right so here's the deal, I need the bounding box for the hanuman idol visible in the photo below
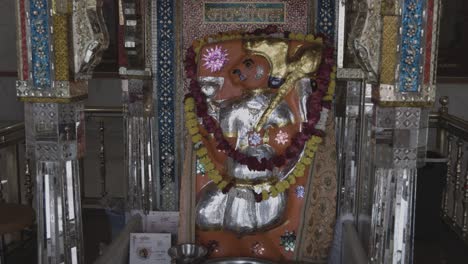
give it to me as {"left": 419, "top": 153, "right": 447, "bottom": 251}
{"left": 185, "top": 31, "right": 333, "bottom": 235}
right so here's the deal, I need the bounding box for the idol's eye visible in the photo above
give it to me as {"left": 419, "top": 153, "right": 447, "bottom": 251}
{"left": 242, "top": 58, "right": 254, "bottom": 68}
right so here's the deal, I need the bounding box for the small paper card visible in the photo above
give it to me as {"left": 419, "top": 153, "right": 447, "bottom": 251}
{"left": 145, "top": 211, "right": 179, "bottom": 235}
{"left": 129, "top": 233, "right": 171, "bottom": 264}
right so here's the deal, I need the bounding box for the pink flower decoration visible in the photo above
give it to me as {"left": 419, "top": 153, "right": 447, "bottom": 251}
{"left": 251, "top": 242, "right": 265, "bottom": 256}
{"left": 202, "top": 45, "right": 229, "bottom": 72}
{"left": 275, "top": 130, "right": 289, "bottom": 145}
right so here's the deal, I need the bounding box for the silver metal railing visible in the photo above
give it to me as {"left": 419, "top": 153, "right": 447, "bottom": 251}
{"left": 430, "top": 96, "right": 468, "bottom": 244}
{"left": 0, "top": 106, "right": 123, "bottom": 207}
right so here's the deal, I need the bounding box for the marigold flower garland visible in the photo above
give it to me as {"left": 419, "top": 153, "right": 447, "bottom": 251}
{"left": 185, "top": 96, "right": 323, "bottom": 202}
{"left": 184, "top": 27, "right": 336, "bottom": 201}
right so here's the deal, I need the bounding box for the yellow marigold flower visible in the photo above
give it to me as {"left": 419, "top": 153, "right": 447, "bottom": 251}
{"left": 270, "top": 187, "right": 278, "bottom": 198}
{"left": 323, "top": 95, "right": 333, "bottom": 101}
{"left": 293, "top": 168, "right": 302, "bottom": 178}
{"left": 208, "top": 173, "right": 222, "bottom": 183}
{"left": 211, "top": 175, "right": 222, "bottom": 184}
{"left": 328, "top": 81, "right": 336, "bottom": 93}
{"left": 305, "top": 34, "right": 315, "bottom": 42}
{"left": 311, "top": 136, "right": 321, "bottom": 143}
{"left": 288, "top": 176, "right": 296, "bottom": 185}
{"left": 296, "top": 163, "right": 305, "bottom": 171}
{"left": 207, "top": 170, "right": 219, "bottom": 178}
{"left": 262, "top": 190, "right": 269, "bottom": 201}
{"left": 296, "top": 33, "right": 305, "bottom": 41}
{"left": 303, "top": 157, "right": 312, "bottom": 165}
{"left": 186, "top": 119, "right": 198, "bottom": 128}
{"left": 204, "top": 161, "right": 214, "bottom": 171}
{"left": 191, "top": 134, "right": 202, "bottom": 143}
{"left": 289, "top": 32, "right": 297, "bottom": 39}
{"left": 185, "top": 112, "right": 197, "bottom": 121}
{"left": 189, "top": 126, "right": 199, "bottom": 135}
{"left": 305, "top": 149, "right": 315, "bottom": 158}
{"left": 200, "top": 156, "right": 210, "bottom": 165}
{"left": 276, "top": 182, "right": 285, "bottom": 193}
{"left": 196, "top": 147, "right": 208, "bottom": 157}
{"left": 295, "top": 166, "right": 305, "bottom": 177}
{"left": 185, "top": 97, "right": 195, "bottom": 105}
{"left": 283, "top": 180, "right": 290, "bottom": 189}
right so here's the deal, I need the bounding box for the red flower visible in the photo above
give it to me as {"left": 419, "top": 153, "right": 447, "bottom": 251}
{"left": 272, "top": 155, "right": 286, "bottom": 167}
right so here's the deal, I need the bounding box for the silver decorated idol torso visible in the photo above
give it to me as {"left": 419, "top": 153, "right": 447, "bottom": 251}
{"left": 196, "top": 77, "right": 312, "bottom": 234}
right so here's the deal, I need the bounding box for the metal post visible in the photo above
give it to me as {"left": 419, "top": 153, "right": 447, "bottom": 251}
{"left": 24, "top": 159, "right": 32, "bottom": 207}
{"left": 443, "top": 135, "right": 453, "bottom": 218}
{"left": 437, "top": 96, "right": 449, "bottom": 155}
{"left": 462, "top": 158, "right": 468, "bottom": 237}
{"left": 99, "top": 121, "right": 107, "bottom": 198}
{"left": 453, "top": 139, "right": 464, "bottom": 226}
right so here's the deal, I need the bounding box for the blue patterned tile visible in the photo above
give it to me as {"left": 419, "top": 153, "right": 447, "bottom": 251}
{"left": 316, "top": 0, "right": 335, "bottom": 39}
{"left": 30, "top": 0, "right": 51, "bottom": 89}
{"left": 399, "top": 0, "right": 425, "bottom": 92}
{"left": 155, "top": 0, "right": 176, "bottom": 210}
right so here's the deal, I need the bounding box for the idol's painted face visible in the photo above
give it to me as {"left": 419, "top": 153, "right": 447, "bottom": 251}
{"left": 229, "top": 54, "right": 270, "bottom": 89}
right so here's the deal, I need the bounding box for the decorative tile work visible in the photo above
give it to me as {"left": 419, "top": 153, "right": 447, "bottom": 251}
{"left": 196, "top": 158, "right": 206, "bottom": 177}
{"left": 53, "top": 14, "right": 69, "bottom": 81}
{"left": 295, "top": 185, "right": 305, "bottom": 198}
{"left": 393, "top": 107, "right": 421, "bottom": 168}
{"left": 423, "top": 0, "right": 434, "bottom": 85}
{"left": 428, "top": 0, "right": 440, "bottom": 89}
{"left": 30, "top": 0, "right": 52, "bottom": 88}
{"left": 16, "top": 80, "right": 88, "bottom": 101}
{"left": 398, "top": 0, "right": 426, "bottom": 92}
{"left": 71, "top": 0, "right": 109, "bottom": 79}
{"left": 354, "top": 0, "right": 382, "bottom": 82}
{"left": 280, "top": 230, "right": 296, "bottom": 252}
{"left": 17, "top": 0, "right": 29, "bottom": 80}
{"left": 316, "top": 0, "right": 335, "bottom": 38}
{"left": 203, "top": 2, "right": 286, "bottom": 23}
{"left": 336, "top": 68, "right": 365, "bottom": 80}
{"left": 156, "top": 0, "right": 177, "bottom": 210}
{"left": 182, "top": 0, "right": 310, "bottom": 50}
{"left": 380, "top": 16, "right": 399, "bottom": 85}
{"left": 298, "top": 109, "right": 337, "bottom": 261}
{"left": 32, "top": 103, "right": 58, "bottom": 141}
{"left": 395, "top": 107, "right": 420, "bottom": 130}
{"left": 251, "top": 241, "right": 265, "bottom": 256}
{"left": 381, "top": 0, "right": 398, "bottom": 15}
